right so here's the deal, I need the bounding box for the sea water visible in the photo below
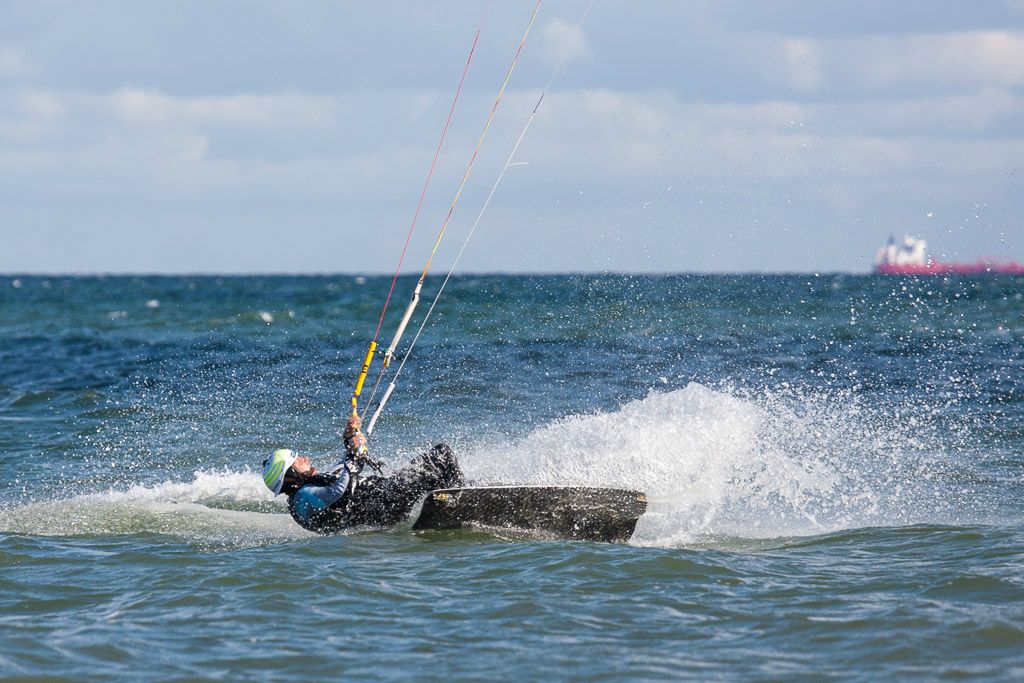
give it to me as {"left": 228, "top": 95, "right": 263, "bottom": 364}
{"left": 1, "top": 274, "right": 1022, "bottom": 680}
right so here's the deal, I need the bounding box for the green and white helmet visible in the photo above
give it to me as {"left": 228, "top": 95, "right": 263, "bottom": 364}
{"left": 262, "top": 448, "right": 297, "bottom": 495}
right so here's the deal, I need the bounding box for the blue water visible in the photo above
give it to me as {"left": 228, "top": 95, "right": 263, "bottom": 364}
{"left": 2, "top": 274, "right": 1023, "bottom": 679}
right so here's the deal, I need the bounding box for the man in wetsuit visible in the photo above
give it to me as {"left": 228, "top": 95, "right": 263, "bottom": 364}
{"left": 261, "top": 415, "right": 463, "bottom": 534}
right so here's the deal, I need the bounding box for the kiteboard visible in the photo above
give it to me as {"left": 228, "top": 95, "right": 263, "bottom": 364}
{"left": 412, "top": 485, "right": 647, "bottom": 543}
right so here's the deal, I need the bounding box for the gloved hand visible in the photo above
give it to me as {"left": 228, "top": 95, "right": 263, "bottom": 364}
{"left": 344, "top": 414, "right": 368, "bottom": 457}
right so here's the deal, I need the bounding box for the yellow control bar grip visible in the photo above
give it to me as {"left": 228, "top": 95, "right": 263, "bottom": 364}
{"left": 351, "top": 341, "right": 377, "bottom": 414}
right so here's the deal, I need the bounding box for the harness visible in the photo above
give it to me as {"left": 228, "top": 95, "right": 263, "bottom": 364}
{"left": 286, "top": 454, "right": 387, "bottom": 534}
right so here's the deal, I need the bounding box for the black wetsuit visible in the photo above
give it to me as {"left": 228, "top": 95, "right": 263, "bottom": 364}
{"left": 287, "top": 444, "right": 463, "bottom": 534}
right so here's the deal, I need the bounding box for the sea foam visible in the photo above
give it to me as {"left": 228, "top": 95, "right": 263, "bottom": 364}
{"left": 0, "top": 469, "right": 310, "bottom": 548}
{"left": 464, "top": 382, "right": 974, "bottom": 545}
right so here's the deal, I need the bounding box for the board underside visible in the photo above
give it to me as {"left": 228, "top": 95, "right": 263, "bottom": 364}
{"left": 412, "top": 486, "right": 648, "bottom": 543}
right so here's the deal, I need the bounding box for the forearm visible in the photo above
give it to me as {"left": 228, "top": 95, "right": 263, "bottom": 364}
{"left": 305, "top": 470, "right": 351, "bottom": 508}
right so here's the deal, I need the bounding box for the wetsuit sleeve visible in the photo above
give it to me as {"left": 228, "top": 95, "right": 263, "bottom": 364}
{"left": 289, "top": 470, "right": 351, "bottom": 523}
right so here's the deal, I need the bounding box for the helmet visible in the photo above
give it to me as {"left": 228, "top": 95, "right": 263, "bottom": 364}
{"left": 262, "top": 448, "right": 297, "bottom": 495}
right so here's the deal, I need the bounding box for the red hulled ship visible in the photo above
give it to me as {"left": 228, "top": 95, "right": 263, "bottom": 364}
{"left": 874, "top": 235, "right": 1024, "bottom": 275}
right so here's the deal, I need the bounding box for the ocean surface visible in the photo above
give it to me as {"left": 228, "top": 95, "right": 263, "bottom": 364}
{"left": 1, "top": 273, "right": 1022, "bottom": 680}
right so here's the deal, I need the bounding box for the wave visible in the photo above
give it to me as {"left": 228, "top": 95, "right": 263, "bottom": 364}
{"left": 0, "top": 470, "right": 313, "bottom": 548}
{"left": 463, "top": 382, "right": 983, "bottom": 546}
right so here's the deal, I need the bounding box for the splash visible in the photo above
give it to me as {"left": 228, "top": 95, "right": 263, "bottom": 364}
{"left": 464, "top": 382, "right": 979, "bottom": 546}
{"left": 0, "top": 469, "right": 312, "bottom": 548}
{"left": 2, "top": 384, "right": 985, "bottom": 549}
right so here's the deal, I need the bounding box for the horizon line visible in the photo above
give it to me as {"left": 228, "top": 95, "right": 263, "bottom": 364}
{"left": 2, "top": 269, "right": 874, "bottom": 278}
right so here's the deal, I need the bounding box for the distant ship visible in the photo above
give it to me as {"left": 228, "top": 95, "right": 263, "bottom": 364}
{"left": 874, "top": 235, "right": 1024, "bottom": 275}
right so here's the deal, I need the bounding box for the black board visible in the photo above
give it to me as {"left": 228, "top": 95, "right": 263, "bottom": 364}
{"left": 412, "top": 485, "right": 647, "bottom": 543}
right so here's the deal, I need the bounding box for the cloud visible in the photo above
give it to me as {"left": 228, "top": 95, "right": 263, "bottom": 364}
{"left": 541, "top": 19, "right": 593, "bottom": 66}
{"left": 2, "top": 79, "right": 1022, "bottom": 272}
{"left": 829, "top": 88, "right": 1024, "bottom": 134}
{"left": 4, "top": 83, "right": 1023, "bottom": 205}
{"left": 776, "top": 30, "right": 1024, "bottom": 94}
{"left": 0, "top": 86, "right": 506, "bottom": 205}
{"left": 855, "top": 30, "right": 1024, "bottom": 89}
{"left": 783, "top": 39, "right": 824, "bottom": 92}
{"left": 105, "top": 88, "right": 337, "bottom": 129}
{"left": 0, "top": 47, "right": 35, "bottom": 79}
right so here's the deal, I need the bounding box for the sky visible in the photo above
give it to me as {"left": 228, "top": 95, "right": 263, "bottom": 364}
{"left": 2, "top": 0, "right": 1023, "bottom": 273}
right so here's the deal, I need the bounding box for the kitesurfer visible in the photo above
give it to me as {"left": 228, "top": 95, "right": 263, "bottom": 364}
{"left": 261, "top": 415, "right": 463, "bottom": 534}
